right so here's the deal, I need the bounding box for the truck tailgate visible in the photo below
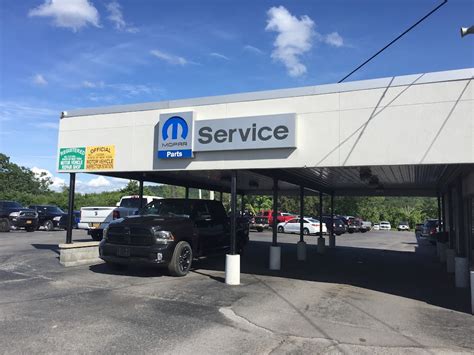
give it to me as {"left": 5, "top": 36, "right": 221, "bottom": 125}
{"left": 80, "top": 207, "right": 114, "bottom": 224}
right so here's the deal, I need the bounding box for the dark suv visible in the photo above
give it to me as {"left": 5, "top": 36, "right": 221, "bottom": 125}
{"left": 100, "top": 199, "right": 249, "bottom": 276}
{"left": 0, "top": 200, "right": 38, "bottom": 232}
{"left": 28, "top": 205, "right": 66, "bottom": 231}
{"left": 321, "top": 216, "right": 347, "bottom": 235}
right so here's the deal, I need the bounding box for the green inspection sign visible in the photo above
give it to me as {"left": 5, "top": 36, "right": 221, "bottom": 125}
{"left": 58, "top": 147, "right": 86, "bottom": 171}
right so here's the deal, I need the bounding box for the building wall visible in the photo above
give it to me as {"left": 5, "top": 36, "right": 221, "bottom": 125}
{"left": 58, "top": 70, "right": 473, "bottom": 173}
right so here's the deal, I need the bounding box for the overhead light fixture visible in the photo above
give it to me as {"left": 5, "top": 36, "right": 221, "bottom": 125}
{"left": 461, "top": 25, "right": 474, "bottom": 37}
{"left": 249, "top": 180, "right": 259, "bottom": 188}
{"left": 368, "top": 175, "right": 379, "bottom": 187}
{"left": 359, "top": 167, "right": 372, "bottom": 182}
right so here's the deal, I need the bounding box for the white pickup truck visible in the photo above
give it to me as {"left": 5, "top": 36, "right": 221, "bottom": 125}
{"left": 79, "top": 195, "right": 162, "bottom": 240}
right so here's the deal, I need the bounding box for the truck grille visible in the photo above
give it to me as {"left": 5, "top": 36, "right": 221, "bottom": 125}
{"left": 20, "top": 211, "right": 37, "bottom": 218}
{"left": 107, "top": 226, "right": 154, "bottom": 246}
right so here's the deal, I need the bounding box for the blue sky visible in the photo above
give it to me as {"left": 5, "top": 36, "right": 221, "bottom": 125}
{"left": 0, "top": 0, "right": 473, "bottom": 192}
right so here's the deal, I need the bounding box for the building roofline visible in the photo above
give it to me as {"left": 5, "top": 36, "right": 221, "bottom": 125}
{"left": 63, "top": 68, "right": 473, "bottom": 118}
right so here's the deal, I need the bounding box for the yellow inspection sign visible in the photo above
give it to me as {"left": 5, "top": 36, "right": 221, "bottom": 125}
{"left": 86, "top": 145, "right": 115, "bottom": 170}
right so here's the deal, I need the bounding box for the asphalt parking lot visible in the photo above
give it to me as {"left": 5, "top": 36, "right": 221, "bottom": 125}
{"left": 1, "top": 229, "right": 473, "bottom": 354}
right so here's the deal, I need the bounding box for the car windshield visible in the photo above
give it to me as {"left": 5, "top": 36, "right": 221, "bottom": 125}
{"left": 399, "top": 221, "right": 408, "bottom": 225}
{"left": 380, "top": 222, "right": 390, "bottom": 225}
{"left": 308, "top": 218, "right": 320, "bottom": 223}
{"left": 2, "top": 201, "right": 23, "bottom": 209}
{"left": 44, "top": 206, "right": 64, "bottom": 213}
{"left": 141, "top": 200, "right": 194, "bottom": 217}
{"left": 120, "top": 198, "right": 148, "bottom": 208}
{"left": 425, "top": 220, "right": 438, "bottom": 227}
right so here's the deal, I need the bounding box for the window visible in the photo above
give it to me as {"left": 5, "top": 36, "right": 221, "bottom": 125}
{"left": 120, "top": 198, "right": 148, "bottom": 209}
{"left": 287, "top": 219, "right": 298, "bottom": 224}
{"left": 142, "top": 200, "right": 195, "bottom": 217}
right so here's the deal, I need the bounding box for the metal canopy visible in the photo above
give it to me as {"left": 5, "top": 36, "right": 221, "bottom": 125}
{"left": 95, "top": 163, "right": 471, "bottom": 197}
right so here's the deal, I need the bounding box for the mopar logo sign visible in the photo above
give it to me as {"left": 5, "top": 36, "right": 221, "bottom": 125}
{"left": 158, "top": 112, "right": 194, "bottom": 159}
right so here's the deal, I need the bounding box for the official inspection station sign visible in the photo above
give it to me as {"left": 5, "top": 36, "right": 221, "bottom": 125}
{"left": 86, "top": 145, "right": 115, "bottom": 170}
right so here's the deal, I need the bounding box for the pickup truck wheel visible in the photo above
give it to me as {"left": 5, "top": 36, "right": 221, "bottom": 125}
{"left": 168, "top": 241, "right": 193, "bottom": 277}
{"left": 257, "top": 227, "right": 263, "bottom": 232}
{"left": 90, "top": 230, "right": 103, "bottom": 241}
{"left": 43, "top": 220, "right": 54, "bottom": 231}
{"left": 277, "top": 226, "right": 284, "bottom": 233}
{"left": 0, "top": 218, "right": 10, "bottom": 232}
{"left": 303, "top": 228, "right": 309, "bottom": 235}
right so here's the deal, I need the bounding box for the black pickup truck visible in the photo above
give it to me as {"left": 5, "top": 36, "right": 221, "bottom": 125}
{"left": 0, "top": 200, "right": 39, "bottom": 232}
{"left": 99, "top": 199, "right": 249, "bottom": 276}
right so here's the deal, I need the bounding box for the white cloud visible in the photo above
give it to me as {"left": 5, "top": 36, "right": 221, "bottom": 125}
{"left": 33, "top": 122, "right": 59, "bottom": 129}
{"left": 32, "top": 167, "right": 66, "bottom": 191}
{"left": 0, "top": 101, "right": 58, "bottom": 122}
{"left": 209, "top": 52, "right": 230, "bottom": 60}
{"left": 28, "top": 0, "right": 100, "bottom": 32}
{"left": 82, "top": 80, "right": 105, "bottom": 88}
{"left": 266, "top": 6, "right": 315, "bottom": 77}
{"left": 87, "top": 176, "right": 111, "bottom": 188}
{"left": 150, "top": 49, "right": 188, "bottom": 65}
{"left": 105, "top": 1, "right": 138, "bottom": 33}
{"left": 33, "top": 74, "right": 48, "bottom": 86}
{"left": 324, "top": 32, "right": 344, "bottom": 47}
{"left": 243, "top": 45, "right": 264, "bottom": 55}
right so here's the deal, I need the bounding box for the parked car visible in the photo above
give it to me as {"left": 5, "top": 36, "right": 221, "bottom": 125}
{"left": 373, "top": 223, "right": 380, "bottom": 230}
{"left": 360, "top": 221, "right": 372, "bottom": 233}
{"left": 321, "top": 216, "right": 347, "bottom": 235}
{"left": 28, "top": 205, "right": 66, "bottom": 231}
{"left": 257, "top": 210, "right": 296, "bottom": 226}
{"left": 397, "top": 221, "right": 410, "bottom": 231}
{"left": 344, "top": 216, "right": 362, "bottom": 233}
{"left": 277, "top": 217, "right": 327, "bottom": 235}
{"left": 80, "top": 195, "right": 162, "bottom": 241}
{"left": 99, "top": 199, "right": 249, "bottom": 276}
{"left": 379, "top": 221, "right": 391, "bottom": 230}
{"left": 0, "top": 200, "right": 38, "bottom": 232}
{"left": 249, "top": 215, "right": 269, "bottom": 232}
{"left": 414, "top": 223, "right": 424, "bottom": 238}
{"left": 421, "top": 219, "right": 440, "bottom": 244}
{"left": 58, "top": 210, "right": 81, "bottom": 230}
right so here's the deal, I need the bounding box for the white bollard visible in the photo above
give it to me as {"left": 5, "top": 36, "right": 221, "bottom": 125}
{"left": 225, "top": 254, "right": 240, "bottom": 285}
{"left": 470, "top": 268, "right": 474, "bottom": 315}
{"left": 454, "top": 256, "right": 469, "bottom": 288}
{"left": 439, "top": 243, "right": 447, "bottom": 263}
{"left": 317, "top": 237, "right": 326, "bottom": 254}
{"left": 446, "top": 249, "right": 455, "bottom": 273}
{"left": 269, "top": 245, "right": 281, "bottom": 270}
{"left": 329, "top": 234, "right": 336, "bottom": 248}
{"left": 297, "top": 241, "right": 307, "bottom": 261}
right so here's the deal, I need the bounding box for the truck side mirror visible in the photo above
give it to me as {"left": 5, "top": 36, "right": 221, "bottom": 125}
{"left": 116, "top": 202, "right": 120, "bottom": 207}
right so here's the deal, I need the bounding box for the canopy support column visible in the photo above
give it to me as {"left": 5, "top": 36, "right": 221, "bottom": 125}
{"left": 66, "top": 173, "right": 76, "bottom": 244}
{"left": 329, "top": 193, "right": 336, "bottom": 248}
{"left": 225, "top": 170, "right": 240, "bottom": 285}
{"left": 317, "top": 191, "right": 326, "bottom": 254}
{"left": 270, "top": 177, "right": 281, "bottom": 270}
{"left": 297, "top": 186, "right": 307, "bottom": 261}
{"left": 185, "top": 187, "right": 189, "bottom": 200}
{"left": 138, "top": 180, "right": 144, "bottom": 208}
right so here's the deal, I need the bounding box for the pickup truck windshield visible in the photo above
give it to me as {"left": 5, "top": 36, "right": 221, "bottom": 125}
{"left": 142, "top": 200, "right": 195, "bottom": 217}
{"left": 120, "top": 198, "right": 148, "bottom": 208}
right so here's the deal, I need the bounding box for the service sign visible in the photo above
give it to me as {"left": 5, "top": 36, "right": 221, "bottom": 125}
{"left": 58, "top": 147, "right": 85, "bottom": 171}
{"left": 158, "top": 112, "right": 194, "bottom": 159}
{"left": 86, "top": 145, "right": 115, "bottom": 170}
{"left": 194, "top": 113, "right": 296, "bottom": 152}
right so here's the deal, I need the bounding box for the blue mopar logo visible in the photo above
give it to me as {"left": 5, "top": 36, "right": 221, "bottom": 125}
{"left": 162, "top": 116, "right": 188, "bottom": 140}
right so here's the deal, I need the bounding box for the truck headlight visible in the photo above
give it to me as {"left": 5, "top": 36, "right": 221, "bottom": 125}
{"left": 152, "top": 229, "right": 174, "bottom": 243}
{"left": 103, "top": 227, "right": 108, "bottom": 240}
{"left": 53, "top": 216, "right": 61, "bottom": 221}
{"left": 9, "top": 212, "right": 19, "bottom": 217}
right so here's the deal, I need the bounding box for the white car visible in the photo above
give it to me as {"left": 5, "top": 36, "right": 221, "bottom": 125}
{"left": 379, "top": 221, "right": 391, "bottom": 230}
{"left": 277, "top": 217, "right": 327, "bottom": 235}
{"left": 373, "top": 224, "right": 380, "bottom": 230}
{"left": 397, "top": 221, "right": 410, "bottom": 231}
